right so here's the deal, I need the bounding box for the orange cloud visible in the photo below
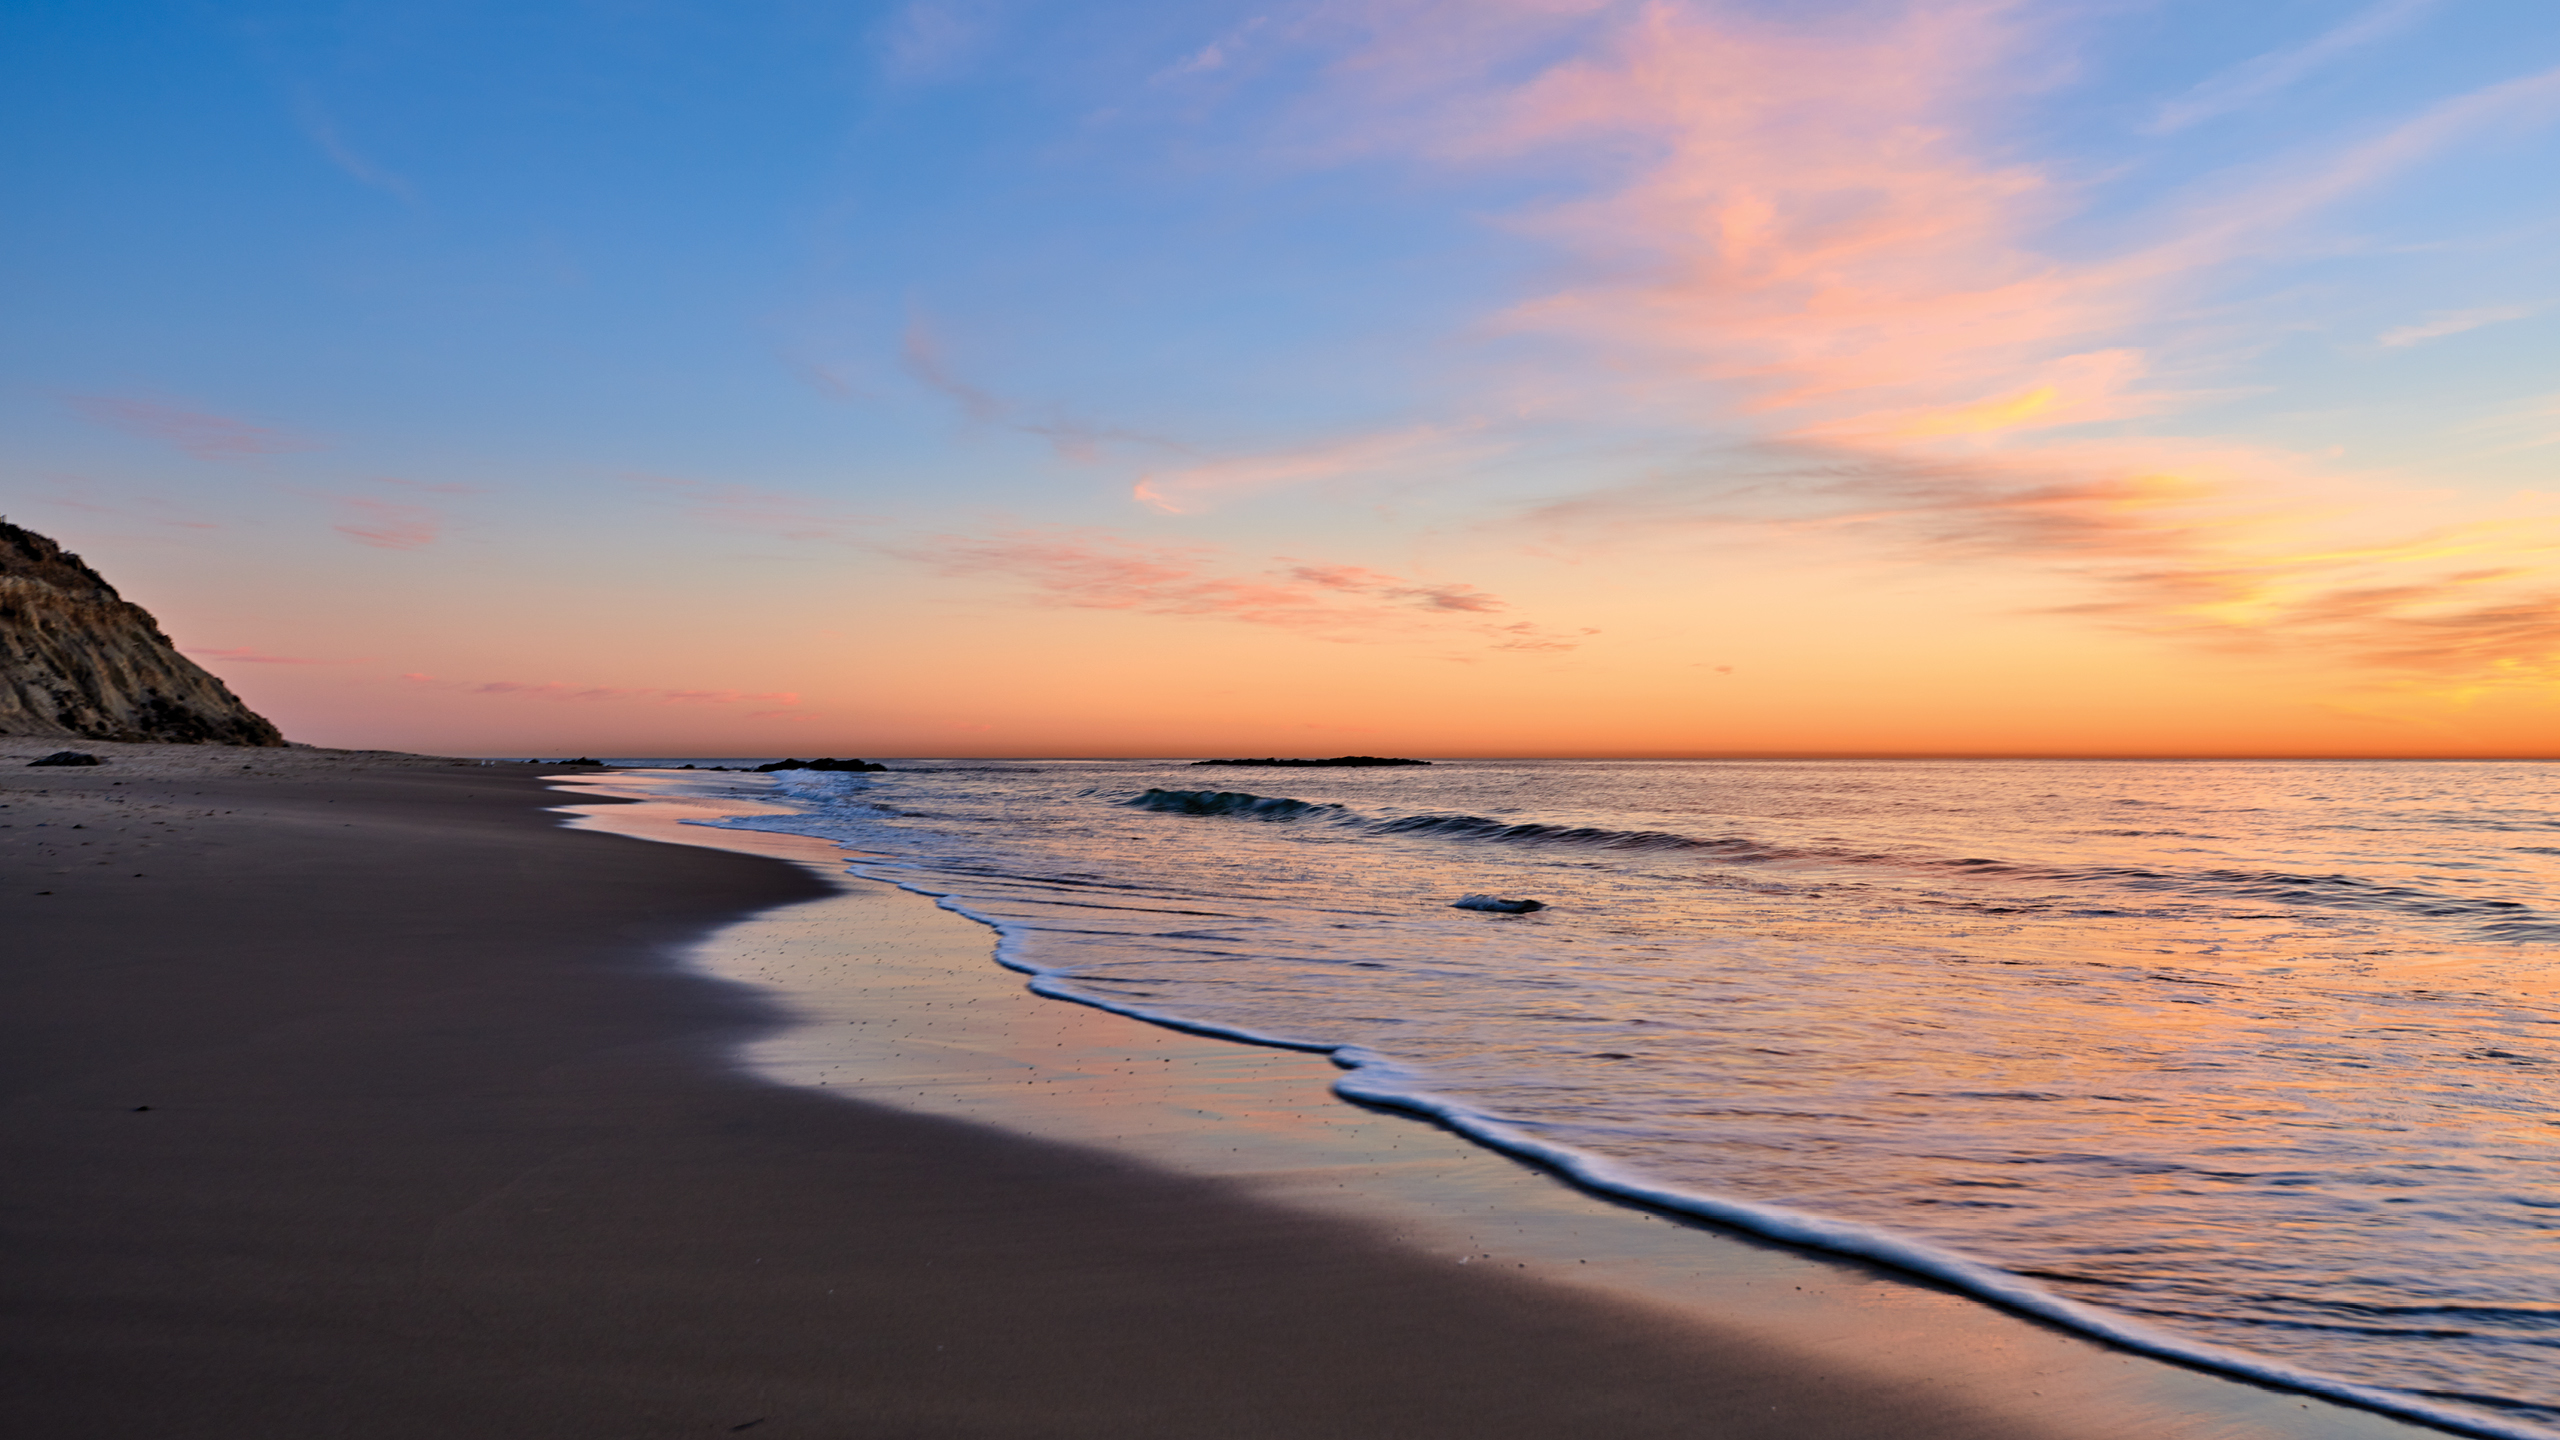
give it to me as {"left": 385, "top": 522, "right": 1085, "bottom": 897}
{"left": 400, "top": 673, "right": 803, "bottom": 708}
{"left": 65, "top": 396, "right": 324, "bottom": 460}
{"left": 901, "top": 527, "right": 1593, "bottom": 650}
{"left": 1529, "top": 437, "right": 2560, "bottom": 693}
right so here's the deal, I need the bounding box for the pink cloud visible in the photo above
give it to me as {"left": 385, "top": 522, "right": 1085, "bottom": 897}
{"left": 1430, "top": 3, "right": 2157, "bottom": 440}
{"left": 65, "top": 396, "right": 323, "bottom": 460}
{"left": 1333, "top": 3, "right": 2553, "bottom": 451}
{"left": 901, "top": 527, "right": 1595, "bottom": 651}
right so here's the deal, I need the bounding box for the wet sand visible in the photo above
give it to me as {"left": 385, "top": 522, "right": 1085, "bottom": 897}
{"left": 0, "top": 743, "right": 2421, "bottom": 1438}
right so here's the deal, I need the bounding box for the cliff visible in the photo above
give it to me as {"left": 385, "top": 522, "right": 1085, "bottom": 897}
{"left": 0, "top": 522, "right": 286, "bottom": 746}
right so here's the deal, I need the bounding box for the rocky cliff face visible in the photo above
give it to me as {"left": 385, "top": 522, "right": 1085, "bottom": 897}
{"left": 0, "top": 522, "right": 286, "bottom": 746}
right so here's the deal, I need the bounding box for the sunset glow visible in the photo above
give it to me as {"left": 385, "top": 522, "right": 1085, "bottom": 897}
{"left": 6, "top": 0, "right": 2555, "bottom": 755}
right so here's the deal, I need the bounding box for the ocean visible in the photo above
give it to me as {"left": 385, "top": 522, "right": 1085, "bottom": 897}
{"left": 632, "top": 757, "right": 2558, "bottom": 1437}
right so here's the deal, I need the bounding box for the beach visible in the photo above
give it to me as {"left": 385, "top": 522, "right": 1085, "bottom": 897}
{"left": 0, "top": 744, "right": 2449, "bottom": 1438}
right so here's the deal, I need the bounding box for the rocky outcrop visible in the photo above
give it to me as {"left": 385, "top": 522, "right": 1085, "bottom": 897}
{"left": 0, "top": 522, "right": 285, "bottom": 746}
{"left": 1190, "top": 756, "right": 1431, "bottom": 768}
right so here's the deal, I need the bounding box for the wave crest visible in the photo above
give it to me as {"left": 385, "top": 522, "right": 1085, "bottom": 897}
{"left": 1125, "top": 788, "right": 1349, "bottom": 822}
{"left": 1374, "top": 812, "right": 1783, "bottom": 858}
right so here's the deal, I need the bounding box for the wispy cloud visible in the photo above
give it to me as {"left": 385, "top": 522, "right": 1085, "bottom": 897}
{"left": 2463, "top": 392, "right": 2560, "bottom": 456}
{"left": 184, "top": 647, "right": 354, "bottom": 665}
{"left": 1021, "top": 416, "right": 1195, "bottom": 466}
{"left": 400, "top": 673, "right": 804, "bottom": 710}
{"left": 782, "top": 352, "right": 868, "bottom": 403}
{"left": 900, "top": 315, "right": 1006, "bottom": 423}
{"left": 30, "top": 484, "right": 224, "bottom": 529}
{"left": 2147, "top": 0, "right": 2440, "bottom": 135}
{"left": 2377, "top": 306, "right": 2530, "bottom": 348}
{"left": 330, "top": 498, "right": 440, "bottom": 549}
{"left": 288, "top": 478, "right": 484, "bottom": 550}
{"left": 634, "top": 476, "right": 881, "bottom": 542}
{"left": 2158, "top": 63, "right": 2560, "bottom": 269}
{"left": 881, "top": 2, "right": 988, "bottom": 81}
{"left": 65, "top": 396, "right": 323, "bottom": 460}
{"left": 900, "top": 527, "right": 1595, "bottom": 650}
{"left": 1155, "top": 16, "right": 1270, "bottom": 82}
{"left": 899, "top": 312, "right": 1223, "bottom": 466}
{"left": 293, "top": 91, "right": 417, "bottom": 203}
{"left": 1132, "top": 425, "right": 1483, "bottom": 513}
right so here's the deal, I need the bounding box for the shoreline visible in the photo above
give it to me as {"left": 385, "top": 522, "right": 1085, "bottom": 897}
{"left": 556, "top": 767, "right": 2462, "bottom": 1440}
{"left": 0, "top": 740, "right": 2461, "bottom": 1437}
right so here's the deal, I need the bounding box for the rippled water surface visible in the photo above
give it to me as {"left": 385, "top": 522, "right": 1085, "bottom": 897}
{"left": 711, "top": 758, "right": 2560, "bottom": 1431}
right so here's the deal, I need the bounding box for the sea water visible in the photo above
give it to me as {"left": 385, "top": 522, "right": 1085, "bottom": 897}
{"left": 690, "top": 758, "right": 2560, "bottom": 1434}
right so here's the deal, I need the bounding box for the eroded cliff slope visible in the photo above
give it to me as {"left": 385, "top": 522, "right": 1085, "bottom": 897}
{"left": 1, "top": 522, "right": 285, "bottom": 745}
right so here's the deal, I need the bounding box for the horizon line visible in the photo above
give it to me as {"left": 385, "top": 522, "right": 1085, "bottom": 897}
{"left": 466, "top": 750, "right": 2560, "bottom": 764}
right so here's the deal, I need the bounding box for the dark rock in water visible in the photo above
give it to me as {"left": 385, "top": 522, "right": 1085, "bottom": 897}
{"left": 1190, "top": 755, "right": 1430, "bottom": 768}
{"left": 754, "top": 757, "right": 886, "bottom": 773}
{"left": 28, "top": 750, "right": 103, "bottom": 767}
{"left": 1, "top": 521, "right": 285, "bottom": 746}
{"left": 1452, "top": 893, "right": 1546, "bottom": 913}
{"left": 561, "top": 757, "right": 609, "bottom": 767}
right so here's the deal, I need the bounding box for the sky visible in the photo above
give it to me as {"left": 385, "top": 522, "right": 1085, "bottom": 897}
{"left": 4, "top": 0, "right": 2557, "bottom": 757}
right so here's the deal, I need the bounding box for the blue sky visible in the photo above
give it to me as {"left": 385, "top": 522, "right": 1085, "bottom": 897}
{"left": 6, "top": 0, "right": 2557, "bottom": 755}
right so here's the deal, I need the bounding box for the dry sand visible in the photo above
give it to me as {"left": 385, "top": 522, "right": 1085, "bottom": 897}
{"left": 0, "top": 742, "right": 2419, "bottom": 1438}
